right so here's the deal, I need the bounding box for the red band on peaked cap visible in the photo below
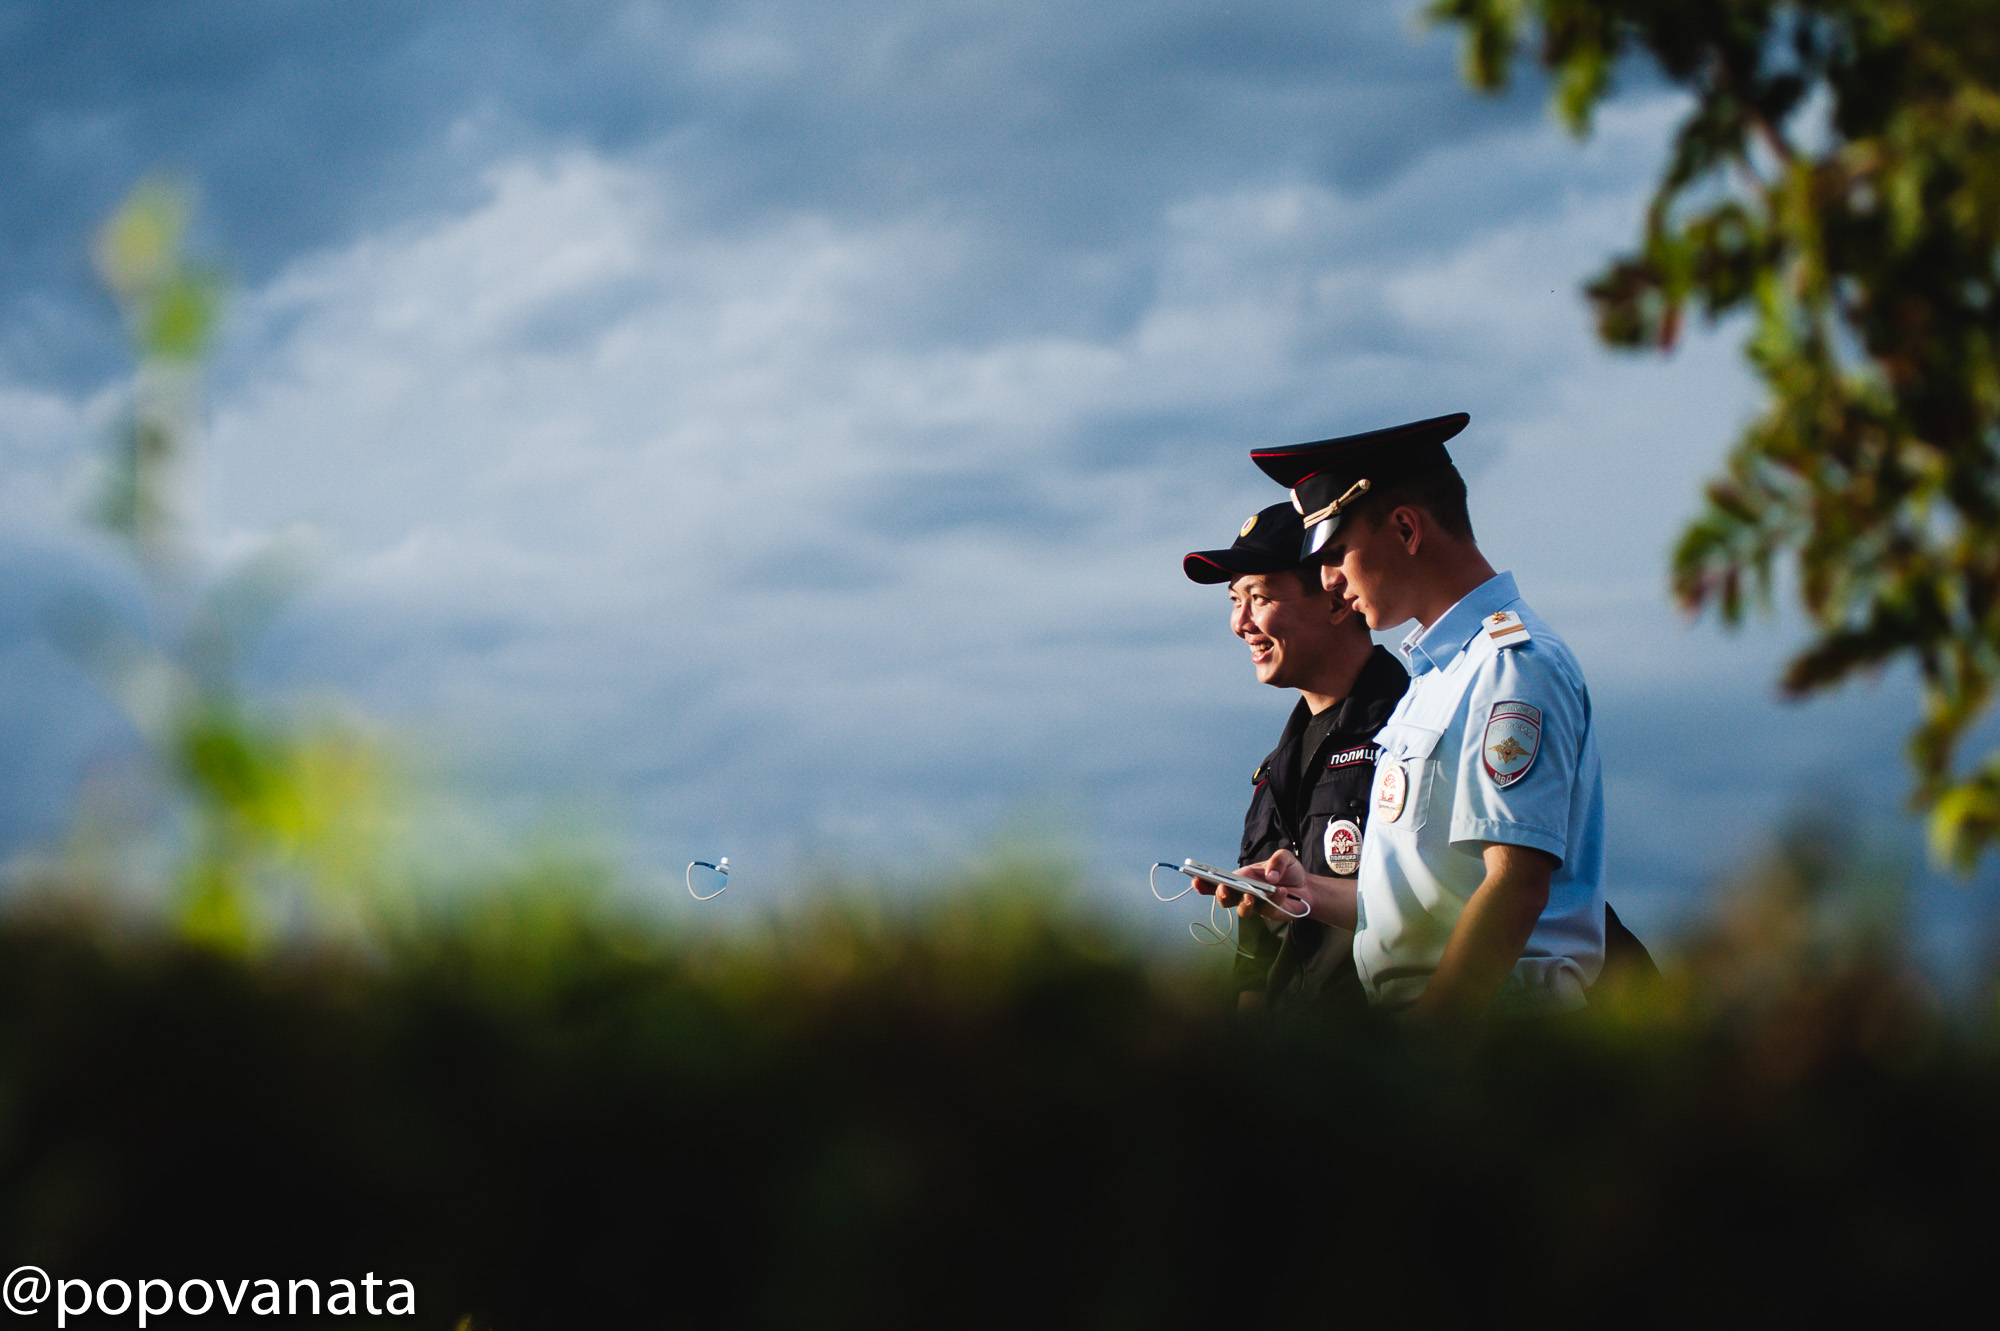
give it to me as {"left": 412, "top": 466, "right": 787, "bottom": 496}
{"left": 1249, "top": 412, "right": 1471, "bottom": 490}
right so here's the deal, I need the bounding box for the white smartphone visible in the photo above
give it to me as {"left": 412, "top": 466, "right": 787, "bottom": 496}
{"left": 1179, "top": 859, "right": 1300, "bottom": 913}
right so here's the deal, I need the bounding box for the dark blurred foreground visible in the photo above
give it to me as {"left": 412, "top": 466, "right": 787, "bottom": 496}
{"left": 0, "top": 871, "right": 1993, "bottom": 1330}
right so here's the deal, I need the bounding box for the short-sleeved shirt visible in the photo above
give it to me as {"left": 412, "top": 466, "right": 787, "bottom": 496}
{"left": 1353, "top": 572, "right": 1605, "bottom": 1016}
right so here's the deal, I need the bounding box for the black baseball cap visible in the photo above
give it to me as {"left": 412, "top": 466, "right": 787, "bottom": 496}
{"left": 1250, "top": 412, "right": 1469, "bottom": 560}
{"left": 1182, "top": 502, "right": 1311, "bottom": 584}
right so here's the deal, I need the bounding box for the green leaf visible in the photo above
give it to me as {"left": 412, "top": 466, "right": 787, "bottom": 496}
{"left": 1436, "top": 0, "right": 2000, "bottom": 865}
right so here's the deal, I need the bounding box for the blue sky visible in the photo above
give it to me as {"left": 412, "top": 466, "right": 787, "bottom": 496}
{"left": 4, "top": 0, "right": 1996, "bottom": 972}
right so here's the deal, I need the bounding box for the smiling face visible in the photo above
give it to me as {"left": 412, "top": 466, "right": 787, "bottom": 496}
{"left": 1228, "top": 568, "right": 1352, "bottom": 689}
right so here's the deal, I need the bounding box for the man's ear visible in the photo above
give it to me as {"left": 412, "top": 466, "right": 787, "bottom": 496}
{"left": 1391, "top": 505, "right": 1424, "bottom": 555}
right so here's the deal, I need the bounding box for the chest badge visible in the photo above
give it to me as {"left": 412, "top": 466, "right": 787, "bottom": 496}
{"left": 1323, "top": 818, "right": 1361, "bottom": 875}
{"left": 1482, "top": 700, "right": 1543, "bottom": 788}
{"left": 1376, "top": 762, "right": 1408, "bottom": 822}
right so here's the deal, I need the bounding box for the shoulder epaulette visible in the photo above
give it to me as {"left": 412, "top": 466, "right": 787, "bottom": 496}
{"left": 1483, "top": 609, "right": 1531, "bottom": 647}
{"left": 1251, "top": 761, "right": 1269, "bottom": 786}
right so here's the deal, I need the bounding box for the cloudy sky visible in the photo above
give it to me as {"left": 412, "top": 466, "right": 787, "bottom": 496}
{"left": 4, "top": 0, "right": 1996, "bottom": 971}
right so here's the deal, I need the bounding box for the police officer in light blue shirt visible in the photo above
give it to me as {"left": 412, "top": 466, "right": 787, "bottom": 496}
{"left": 1227, "top": 413, "right": 1609, "bottom": 1023}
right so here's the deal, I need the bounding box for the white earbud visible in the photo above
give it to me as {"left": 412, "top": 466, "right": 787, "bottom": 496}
{"left": 686, "top": 857, "right": 732, "bottom": 900}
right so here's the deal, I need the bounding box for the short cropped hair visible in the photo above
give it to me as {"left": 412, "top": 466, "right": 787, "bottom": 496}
{"left": 1349, "top": 463, "right": 1475, "bottom": 542}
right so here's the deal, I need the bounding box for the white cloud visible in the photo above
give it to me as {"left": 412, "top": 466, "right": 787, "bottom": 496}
{"left": 2, "top": 75, "right": 1905, "bottom": 940}
{"left": 0, "top": 377, "right": 122, "bottom": 538}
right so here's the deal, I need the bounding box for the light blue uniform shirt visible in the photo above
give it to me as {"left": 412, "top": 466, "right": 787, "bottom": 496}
{"left": 1353, "top": 572, "right": 1605, "bottom": 1015}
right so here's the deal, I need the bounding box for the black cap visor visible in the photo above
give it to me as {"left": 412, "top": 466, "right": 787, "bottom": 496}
{"left": 1184, "top": 500, "right": 1311, "bottom": 584}
{"left": 1182, "top": 548, "right": 1299, "bottom": 585}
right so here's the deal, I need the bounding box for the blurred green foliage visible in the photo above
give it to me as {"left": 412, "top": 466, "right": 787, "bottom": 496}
{"left": 0, "top": 851, "right": 1986, "bottom": 1327}
{"left": 93, "top": 179, "right": 219, "bottom": 364}
{"left": 1431, "top": 1, "right": 2000, "bottom": 866}
{"left": 87, "top": 179, "right": 218, "bottom": 568}
{"left": 49, "top": 181, "right": 402, "bottom": 951}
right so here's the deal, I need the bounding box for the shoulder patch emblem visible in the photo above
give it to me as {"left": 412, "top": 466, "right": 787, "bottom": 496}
{"left": 1239, "top": 513, "right": 1259, "bottom": 538}
{"left": 1482, "top": 701, "right": 1542, "bottom": 788}
{"left": 1485, "top": 610, "right": 1531, "bottom": 647}
{"left": 1323, "top": 818, "right": 1361, "bottom": 875}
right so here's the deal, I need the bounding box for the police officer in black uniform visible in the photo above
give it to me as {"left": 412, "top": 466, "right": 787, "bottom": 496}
{"left": 1184, "top": 501, "right": 1409, "bottom": 1013}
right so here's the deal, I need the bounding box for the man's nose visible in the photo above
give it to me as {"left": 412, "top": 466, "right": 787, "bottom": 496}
{"left": 1231, "top": 601, "right": 1251, "bottom": 635}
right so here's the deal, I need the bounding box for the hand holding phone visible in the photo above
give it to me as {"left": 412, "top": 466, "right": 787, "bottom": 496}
{"left": 1180, "top": 860, "right": 1310, "bottom": 919}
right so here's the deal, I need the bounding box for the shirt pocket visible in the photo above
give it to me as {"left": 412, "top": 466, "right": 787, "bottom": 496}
{"left": 1304, "top": 756, "right": 1374, "bottom": 875}
{"left": 1371, "top": 722, "right": 1443, "bottom": 834}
